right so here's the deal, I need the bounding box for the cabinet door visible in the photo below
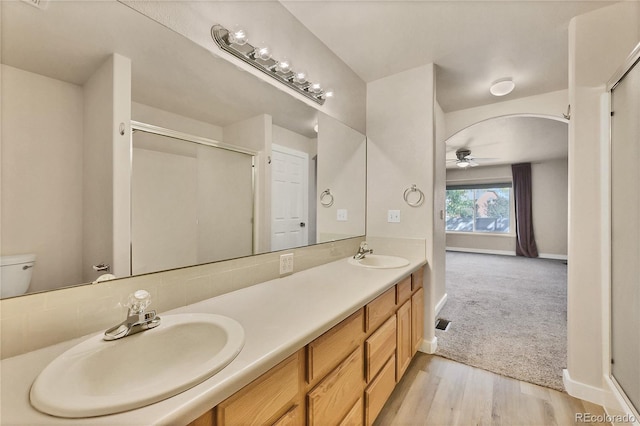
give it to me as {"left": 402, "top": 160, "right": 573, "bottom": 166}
{"left": 411, "top": 287, "right": 424, "bottom": 356}
{"left": 365, "top": 315, "right": 396, "bottom": 383}
{"left": 272, "top": 405, "right": 302, "bottom": 426}
{"left": 339, "top": 398, "right": 363, "bottom": 426}
{"left": 307, "top": 347, "right": 364, "bottom": 426}
{"left": 217, "top": 352, "right": 301, "bottom": 426}
{"left": 364, "top": 355, "right": 396, "bottom": 426}
{"left": 396, "top": 300, "right": 412, "bottom": 381}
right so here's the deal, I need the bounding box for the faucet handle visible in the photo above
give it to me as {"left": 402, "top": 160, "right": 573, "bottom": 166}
{"left": 359, "top": 241, "right": 369, "bottom": 250}
{"left": 127, "top": 289, "right": 152, "bottom": 314}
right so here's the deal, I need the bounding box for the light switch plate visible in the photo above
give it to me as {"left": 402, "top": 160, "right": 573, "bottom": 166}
{"left": 279, "top": 253, "right": 294, "bottom": 274}
{"left": 337, "top": 209, "right": 348, "bottom": 221}
{"left": 388, "top": 210, "right": 401, "bottom": 223}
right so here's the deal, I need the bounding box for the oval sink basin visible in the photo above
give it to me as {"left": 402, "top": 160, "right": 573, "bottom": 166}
{"left": 348, "top": 255, "right": 410, "bottom": 269}
{"left": 30, "top": 313, "right": 244, "bottom": 418}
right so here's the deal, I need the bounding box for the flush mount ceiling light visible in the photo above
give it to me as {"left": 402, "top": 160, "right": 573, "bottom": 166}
{"left": 211, "top": 24, "right": 333, "bottom": 105}
{"left": 489, "top": 78, "right": 515, "bottom": 97}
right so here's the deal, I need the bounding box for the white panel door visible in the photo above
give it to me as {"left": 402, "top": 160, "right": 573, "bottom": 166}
{"left": 271, "top": 144, "right": 309, "bottom": 251}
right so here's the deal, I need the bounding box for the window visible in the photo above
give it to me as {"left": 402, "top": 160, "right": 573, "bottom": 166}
{"left": 445, "top": 184, "right": 511, "bottom": 233}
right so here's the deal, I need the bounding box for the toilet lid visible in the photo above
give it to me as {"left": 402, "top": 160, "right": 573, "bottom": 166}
{"left": 1, "top": 254, "right": 36, "bottom": 266}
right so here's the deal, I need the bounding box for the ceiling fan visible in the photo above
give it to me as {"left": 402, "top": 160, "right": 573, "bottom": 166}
{"left": 446, "top": 148, "right": 496, "bottom": 168}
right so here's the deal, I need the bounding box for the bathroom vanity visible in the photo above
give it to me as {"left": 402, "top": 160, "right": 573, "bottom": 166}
{"left": 0, "top": 256, "right": 427, "bottom": 425}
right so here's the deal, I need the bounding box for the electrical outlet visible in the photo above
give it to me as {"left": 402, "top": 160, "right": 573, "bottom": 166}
{"left": 337, "top": 209, "right": 348, "bottom": 221}
{"left": 388, "top": 210, "right": 401, "bottom": 223}
{"left": 279, "top": 253, "right": 294, "bottom": 275}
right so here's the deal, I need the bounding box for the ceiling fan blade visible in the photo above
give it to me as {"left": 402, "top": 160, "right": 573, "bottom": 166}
{"left": 446, "top": 158, "right": 459, "bottom": 162}
{"left": 469, "top": 157, "right": 499, "bottom": 161}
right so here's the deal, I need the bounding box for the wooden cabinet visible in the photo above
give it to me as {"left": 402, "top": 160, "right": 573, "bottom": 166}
{"left": 365, "top": 315, "right": 396, "bottom": 383}
{"left": 396, "top": 300, "right": 412, "bottom": 381}
{"left": 307, "top": 347, "right": 364, "bottom": 426}
{"left": 411, "top": 267, "right": 424, "bottom": 291}
{"left": 216, "top": 351, "right": 301, "bottom": 426}
{"left": 411, "top": 287, "right": 424, "bottom": 356}
{"left": 364, "top": 355, "right": 396, "bottom": 426}
{"left": 396, "top": 276, "right": 412, "bottom": 305}
{"left": 191, "top": 266, "right": 427, "bottom": 426}
{"left": 272, "top": 405, "right": 302, "bottom": 426}
{"left": 365, "top": 287, "right": 396, "bottom": 332}
{"left": 307, "top": 310, "right": 363, "bottom": 384}
{"left": 339, "top": 398, "right": 363, "bottom": 426}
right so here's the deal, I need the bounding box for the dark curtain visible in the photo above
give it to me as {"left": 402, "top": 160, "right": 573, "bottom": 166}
{"left": 512, "top": 163, "right": 538, "bottom": 258}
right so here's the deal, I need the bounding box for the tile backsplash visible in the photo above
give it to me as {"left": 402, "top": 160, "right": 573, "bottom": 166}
{"left": 0, "top": 238, "right": 363, "bottom": 359}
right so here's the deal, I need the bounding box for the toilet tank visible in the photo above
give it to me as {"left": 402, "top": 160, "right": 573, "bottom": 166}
{"left": 1, "top": 254, "right": 36, "bottom": 298}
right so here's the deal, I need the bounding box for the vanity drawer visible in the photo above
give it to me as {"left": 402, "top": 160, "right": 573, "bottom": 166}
{"left": 411, "top": 267, "right": 424, "bottom": 291}
{"left": 365, "top": 355, "right": 396, "bottom": 426}
{"left": 307, "top": 347, "right": 364, "bottom": 426}
{"left": 365, "top": 287, "right": 396, "bottom": 333}
{"left": 217, "top": 351, "right": 301, "bottom": 426}
{"left": 307, "top": 309, "right": 363, "bottom": 384}
{"left": 365, "top": 315, "right": 397, "bottom": 382}
{"left": 340, "top": 397, "right": 364, "bottom": 426}
{"left": 396, "top": 276, "right": 412, "bottom": 304}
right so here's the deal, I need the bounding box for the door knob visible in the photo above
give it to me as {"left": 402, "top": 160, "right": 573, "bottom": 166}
{"left": 300, "top": 222, "right": 306, "bottom": 228}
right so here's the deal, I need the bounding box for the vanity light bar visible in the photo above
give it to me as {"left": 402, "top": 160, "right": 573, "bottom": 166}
{"left": 211, "top": 24, "right": 333, "bottom": 105}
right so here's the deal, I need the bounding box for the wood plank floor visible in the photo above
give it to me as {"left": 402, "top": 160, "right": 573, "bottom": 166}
{"left": 375, "top": 354, "right": 610, "bottom": 426}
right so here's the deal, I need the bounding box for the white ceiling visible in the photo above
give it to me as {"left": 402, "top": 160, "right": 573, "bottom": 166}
{"left": 445, "top": 116, "right": 568, "bottom": 169}
{"left": 281, "top": 0, "right": 616, "bottom": 112}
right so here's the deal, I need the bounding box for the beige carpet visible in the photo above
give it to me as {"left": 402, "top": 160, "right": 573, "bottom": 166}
{"left": 435, "top": 251, "right": 567, "bottom": 391}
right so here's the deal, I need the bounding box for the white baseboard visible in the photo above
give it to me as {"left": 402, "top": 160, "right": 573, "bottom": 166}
{"left": 418, "top": 336, "right": 437, "bottom": 354}
{"left": 538, "top": 252, "right": 568, "bottom": 261}
{"left": 446, "top": 247, "right": 516, "bottom": 256}
{"left": 435, "top": 293, "right": 448, "bottom": 317}
{"left": 563, "top": 369, "right": 613, "bottom": 406}
{"left": 446, "top": 247, "right": 567, "bottom": 261}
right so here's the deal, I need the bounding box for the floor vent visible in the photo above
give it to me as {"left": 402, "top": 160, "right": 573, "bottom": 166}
{"left": 435, "top": 318, "right": 451, "bottom": 331}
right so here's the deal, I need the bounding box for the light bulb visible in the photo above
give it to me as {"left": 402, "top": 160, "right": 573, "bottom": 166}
{"left": 456, "top": 161, "right": 470, "bottom": 168}
{"left": 310, "top": 82, "right": 322, "bottom": 94}
{"left": 323, "top": 88, "right": 334, "bottom": 98}
{"left": 254, "top": 45, "right": 271, "bottom": 61}
{"left": 293, "top": 70, "right": 307, "bottom": 84}
{"left": 228, "top": 27, "right": 247, "bottom": 46}
{"left": 275, "top": 59, "right": 291, "bottom": 74}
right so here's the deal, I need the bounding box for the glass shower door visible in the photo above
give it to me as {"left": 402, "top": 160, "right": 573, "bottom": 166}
{"left": 611, "top": 56, "right": 640, "bottom": 414}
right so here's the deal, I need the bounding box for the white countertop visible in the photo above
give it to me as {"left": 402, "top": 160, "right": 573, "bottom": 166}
{"left": 1, "top": 255, "right": 426, "bottom": 425}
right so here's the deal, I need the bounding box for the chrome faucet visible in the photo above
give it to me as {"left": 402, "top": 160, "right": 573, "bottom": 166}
{"left": 353, "top": 241, "right": 373, "bottom": 260}
{"left": 104, "top": 290, "right": 161, "bottom": 341}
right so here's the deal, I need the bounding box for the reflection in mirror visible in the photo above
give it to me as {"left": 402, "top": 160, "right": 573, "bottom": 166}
{"left": 0, "top": 0, "right": 366, "bottom": 298}
{"left": 131, "top": 124, "right": 255, "bottom": 275}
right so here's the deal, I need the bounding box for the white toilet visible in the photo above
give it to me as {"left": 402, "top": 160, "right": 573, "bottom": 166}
{"left": 0, "top": 254, "right": 36, "bottom": 298}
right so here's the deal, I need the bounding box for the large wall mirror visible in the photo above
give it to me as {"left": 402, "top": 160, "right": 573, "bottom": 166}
{"left": 0, "top": 0, "right": 366, "bottom": 298}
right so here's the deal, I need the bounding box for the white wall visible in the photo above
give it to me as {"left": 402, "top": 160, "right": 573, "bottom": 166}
{"left": 566, "top": 0, "right": 640, "bottom": 403}
{"left": 532, "top": 159, "right": 568, "bottom": 257}
{"left": 367, "top": 63, "right": 439, "bottom": 352}
{"left": 446, "top": 159, "right": 568, "bottom": 258}
{"left": 1, "top": 65, "right": 84, "bottom": 293}
{"left": 317, "top": 114, "right": 366, "bottom": 242}
{"left": 132, "top": 102, "right": 223, "bottom": 141}
{"left": 124, "top": 1, "right": 366, "bottom": 134}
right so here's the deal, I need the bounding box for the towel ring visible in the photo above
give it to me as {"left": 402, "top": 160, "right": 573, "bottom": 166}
{"left": 403, "top": 184, "right": 424, "bottom": 207}
{"left": 320, "top": 189, "right": 334, "bottom": 207}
